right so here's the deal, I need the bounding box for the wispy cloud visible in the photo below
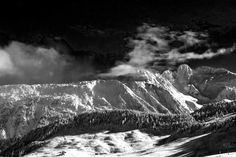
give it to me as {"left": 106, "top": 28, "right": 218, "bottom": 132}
{"left": 158, "top": 47, "right": 235, "bottom": 65}
{"left": 101, "top": 24, "right": 235, "bottom": 77}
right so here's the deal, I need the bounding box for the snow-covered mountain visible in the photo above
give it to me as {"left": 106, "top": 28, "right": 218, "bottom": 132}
{"left": 1, "top": 65, "right": 236, "bottom": 156}
{"left": 0, "top": 68, "right": 200, "bottom": 139}
{"left": 1, "top": 64, "right": 236, "bottom": 141}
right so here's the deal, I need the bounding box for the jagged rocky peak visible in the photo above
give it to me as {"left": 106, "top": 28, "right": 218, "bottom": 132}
{"left": 161, "top": 64, "right": 193, "bottom": 85}
{"left": 161, "top": 64, "right": 236, "bottom": 104}
{"left": 178, "top": 65, "right": 236, "bottom": 103}
{"left": 176, "top": 64, "right": 193, "bottom": 85}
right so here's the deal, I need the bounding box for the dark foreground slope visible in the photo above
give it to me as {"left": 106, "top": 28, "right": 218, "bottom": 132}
{"left": 158, "top": 114, "right": 236, "bottom": 157}
{"left": 158, "top": 100, "right": 236, "bottom": 156}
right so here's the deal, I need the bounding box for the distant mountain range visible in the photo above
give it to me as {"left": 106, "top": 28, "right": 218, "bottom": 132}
{"left": 0, "top": 64, "right": 235, "bottom": 139}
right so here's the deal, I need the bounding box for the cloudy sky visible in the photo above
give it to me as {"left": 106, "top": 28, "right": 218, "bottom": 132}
{"left": 0, "top": 1, "right": 236, "bottom": 84}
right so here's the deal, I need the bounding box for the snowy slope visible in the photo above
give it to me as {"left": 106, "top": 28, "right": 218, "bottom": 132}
{"left": 23, "top": 130, "right": 205, "bottom": 157}
{"left": 2, "top": 64, "right": 236, "bottom": 140}
{"left": 0, "top": 69, "right": 200, "bottom": 139}
{"left": 2, "top": 65, "right": 236, "bottom": 156}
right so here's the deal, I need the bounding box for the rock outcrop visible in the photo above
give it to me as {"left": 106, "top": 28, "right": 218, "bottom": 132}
{"left": 176, "top": 64, "right": 193, "bottom": 86}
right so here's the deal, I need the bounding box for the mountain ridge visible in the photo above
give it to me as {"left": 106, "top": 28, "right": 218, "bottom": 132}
{"left": 1, "top": 64, "right": 236, "bottom": 140}
{"left": 0, "top": 68, "right": 200, "bottom": 140}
